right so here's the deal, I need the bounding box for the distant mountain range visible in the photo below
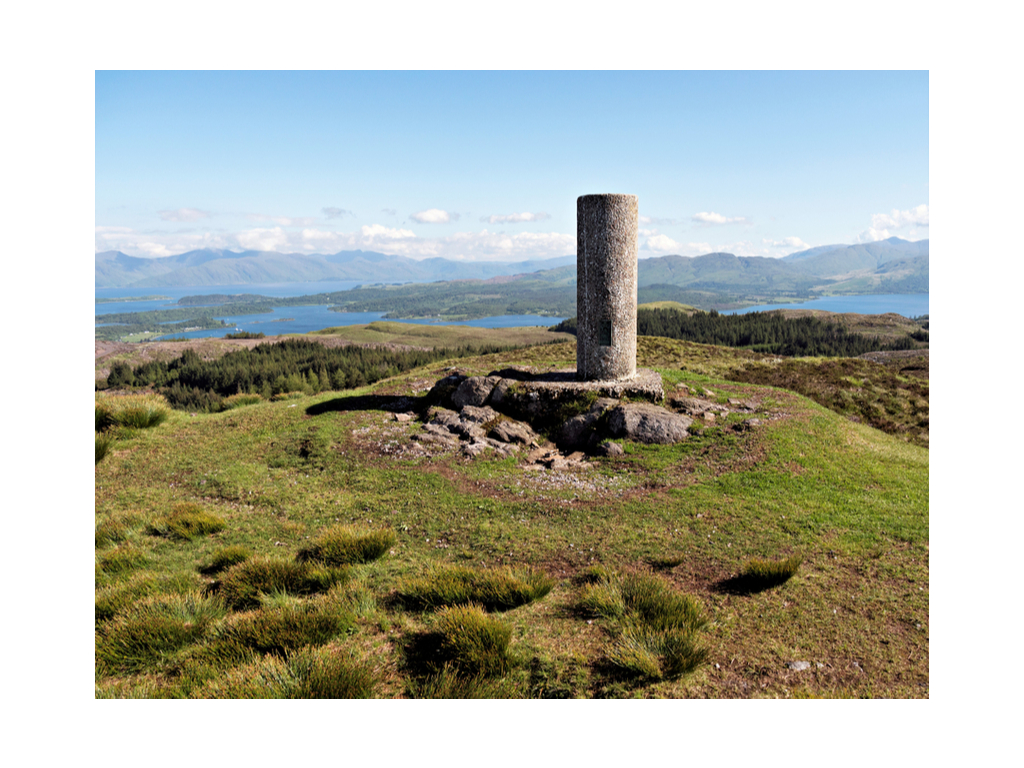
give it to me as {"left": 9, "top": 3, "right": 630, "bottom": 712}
{"left": 95, "top": 249, "right": 576, "bottom": 289}
{"left": 96, "top": 237, "right": 927, "bottom": 299}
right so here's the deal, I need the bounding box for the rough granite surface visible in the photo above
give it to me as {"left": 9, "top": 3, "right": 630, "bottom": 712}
{"left": 577, "top": 193, "right": 639, "bottom": 381}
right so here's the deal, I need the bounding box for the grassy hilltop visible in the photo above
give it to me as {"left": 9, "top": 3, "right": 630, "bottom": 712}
{"left": 95, "top": 335, "right": 928, "bottom": 699}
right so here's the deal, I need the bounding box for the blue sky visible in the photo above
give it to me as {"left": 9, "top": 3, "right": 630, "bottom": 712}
{"left": 96, "top": 71, "right": 928, "bottom": 261}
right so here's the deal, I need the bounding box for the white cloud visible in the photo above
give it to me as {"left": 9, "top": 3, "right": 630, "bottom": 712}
{"left": 411, "top": 208, "right": 451, "bottom": 224}
{"left": 381, "top": 208, "right": 397, "bottom": 216}
{"left": 855, "top": 228, "right": 891, "bottom": 243}
{"left": 644, "top": 234, "right": 681, "bottom": 252}
{"left": 322, "top": 207, "right": 353, "bottom": 219}
{"left": 640, "top": 215, "right": 679, "bottom": 225}
{"left": 855, "top": 204, "right": 928, "bottom": 243}
{"left": 481, "top": 212, "right": 552, "bottom": 224}
{"left": 236, "top": 227, "right": 293, "bottom": 251}
{"left": 764, "top": 236, "right": 811, "bottom": 251}
{"left": 247, "top": 214, "right": 318, "bottom": 226}
{"left": 95, "top": 221, "right": 576, "bottom": 262}
{"left": 158, "top": 208, "right": 211, "bottom": 222}
{"left": 691, "top": 211, "right": 748, "bottom": 226}
{"left": 359, "top": 224, "right": 416, "bottom": 240}
{"left": 871, "top": 204, "right": 929, "bottom": 230}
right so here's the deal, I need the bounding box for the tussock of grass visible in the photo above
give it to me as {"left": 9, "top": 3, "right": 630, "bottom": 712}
{"left": 399, "top": 565, "right": 554, "bottom": 612}
{"left": 147, "top": 502, "right": 226, "bottom": 540}
{"left": 193, "top": 647, "right": 377, "bottom": 699}
{"left": 435, "top": 604, "right": 513, "bottom": 676}
{"left": 97, "top": 393, "right": 171, "bottom": 430}
{"left": 96, "top": 402, "right": 114, "bottom": 432}
{"left": 575, "top": 571, "right": 709, "bottom": 681}
{"left": 199, "top": 545, "right": 251, "bottom": 575}
{"left": 95, "top": 434, "right": 115, "bottom": 464}
{"left": 193, "top": 655, "right": 294, "bottom": 699}
{"left": 271, "top": 391, "right": 306, "bottom": 402}
{"left": 296, "top": 525, "right": 396, "bottom": 566}
{"left": 215, "top": 557, "right": 351, "bottom": 610}
{"left": 608, "top": 624, "right": 709, "bottom": 680}
{"left": 220, "top": 393, "right": 264, "bottom": 411}
{"left": 96, "top": 576, "right": 157, "bottom": 623}
{"left": 722, "top": 554, "right": 803, "bottom": 594}
{"left": 409, "top": 663, "right": 521, "bottom": 699}
{"left": 95, "top": 592, "right": 227, "bottom": 674}
{"left": 98, "top": 544, "right": 148, "bottom": 575}
{"left": 214, "top": 604, "right": 356, "bottom": 657}
{"left": 577, "top": 581, "right": 625, "bottom": 619}
{"left": 620, "top": 573, "right": 707, "bottom": 633}
{"left": 95, "top": 516, "right": 138, "bottom": 548}
{"left": 289, "top": 647, "right": 378, "bottom": 699}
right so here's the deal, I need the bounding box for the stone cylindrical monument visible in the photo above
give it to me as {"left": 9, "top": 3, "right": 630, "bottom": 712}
{"left": 576, "top": 193, "right": 638, "bottom": 381}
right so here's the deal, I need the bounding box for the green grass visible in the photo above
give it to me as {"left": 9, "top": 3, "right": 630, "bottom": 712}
{"left": 399, "top": 565, "right": 554, "bottom": 612}
{"left": 94, "top": 335, "right": 928, "bottom": 698}
{"left": 296, "top": 525, "right": 396, "bottom": 566}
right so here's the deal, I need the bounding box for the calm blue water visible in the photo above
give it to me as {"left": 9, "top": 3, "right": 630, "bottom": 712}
{"left": 722, "top": 293, "right": 929, "bottom": 317}
{"left": 94, "top": 280, "right": 366, "bottom": 315}
{"left": 99, "top": 282, "right": 924, "bottom": 341}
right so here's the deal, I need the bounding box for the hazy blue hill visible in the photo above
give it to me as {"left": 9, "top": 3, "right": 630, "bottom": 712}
{"left": 637, "top": 253, "right": 819, "bottom": 293}
{"left": 96, "top": 251, "right": 178, "bottom": 288}
{"left": 97, "top": 248, "right": 576, "bottom": 288}
{"left": 784, "top": 238, "right": 928, "bottom": 277}
{"left": 781, "top": 244, "right": 847, "bottom": 262}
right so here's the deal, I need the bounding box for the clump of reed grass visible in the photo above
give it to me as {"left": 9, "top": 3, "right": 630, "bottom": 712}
{"left": 95, "top": 575, "right": 156, "bottom": 623}
{"left": 399, "top": 565, "right": 553, "bottom": 612}
{"left": 220, "top": 393, "right": 264, "bottom": 411}
{"left": 95, "top": 516, "right": 135, "bottom": 548}
{"left": 739, "top": 554, "right": 803, "bottom": 590}
{"left": 147, "top": 502, "right": 226, "bottom": 540}
{"left": 95, "top": 402, "right": 114, "bottom": 432}
{"left": 607, "top": 624, "right": 709, "bottom": 680}
{"left": 296, "top": 525, "right": 396, "bottom": 566}
{"left": 192, "top": 647, "right": 378, "bottom": 699}
{"left": 619, "top": 573, "right": 707, "bottom": 633}
{"left": 434, "top": 604, "right": 513, "bottom": 677}
{"left": 97, "top": 392, "right": 171, "bottom": 430}
{"left": 214, "top": 603, "right": 356, "bottom": 657}
{"left": 95, "top": 433, "right": 115, "bottom": 465}
{"left": 214, "top": 556, "right": 351, "bottom": 610}
{"left": 193, "top": 655, "right": 295, "bottom": 699}
{"left": 576, "top": 580, "right": 625, "bottom": 619}
{"left": 95, "top": 592, "right": 227, "bottom": 674}
{"left": 271, "top": 391, "right": 306, "bottom": 402}
{"left": 199, "top": 545, "right": 251, "bottom": 575}
{"left": 574, "top": 570, "right": 710, "bottom": 681}
{"left": 97, "top": 543, "right": 148, "bottom": 575}
{"left": 408, "top": 663, "right": 522, "bottom": 699}
{"left": 288, "top": 646, "right": 378, "bottom": 699}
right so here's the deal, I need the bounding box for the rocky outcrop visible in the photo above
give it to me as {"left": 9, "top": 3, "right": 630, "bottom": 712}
{"left": 451, "top": 376, "right": 502, "bottom": 409}
{"left": 607, "top": 403, "right": 693, "bottom": 444}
